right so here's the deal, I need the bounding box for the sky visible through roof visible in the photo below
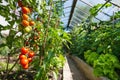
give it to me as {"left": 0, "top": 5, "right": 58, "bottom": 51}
{"left": 0, "top": 0, "right": 120, "bottom": 28}
{"left": 61, "top": 0, "right": 120, "bottom": 28}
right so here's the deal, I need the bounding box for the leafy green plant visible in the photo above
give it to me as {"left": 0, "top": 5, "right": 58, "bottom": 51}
{"left": 70, "top": 10, "right": 120, "bottom": 79}
{"left": 90, "top": 3, "right": 112, "bottom": 16}
{"left": 84, "top": 50, "right": 99, "bottom": 66}
{"left": 93, "top": 54, "right": 120, "bottom": 80}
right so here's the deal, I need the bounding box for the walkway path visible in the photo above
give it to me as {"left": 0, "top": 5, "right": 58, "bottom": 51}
{"left": 63, "top": 56, "right": 88, "bottom": 80}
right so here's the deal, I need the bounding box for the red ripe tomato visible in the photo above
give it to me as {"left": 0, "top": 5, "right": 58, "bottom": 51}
{"left": 21, "top": 47, "right": 29, "bottom": 55}
{"left": 29, "top": 21, "right": 35, "bottom": 26}
{"left": 22, "top": 20, "right": 29, "bottom": 27}
{"left": 22, "top": 63, "right": 29, "bottom": 69}
{"left": 28, "top": 51, "right": 35, "bottom": 58}
{"left": 22, "top": 14, "right": 29, "bottom": 20}
{"left": 19, "top": 54, "right": 27, "bottom": 59}
{"left": 28, "top": 58, "right": 32, "bottom": 63}
{"left": 22, "top": 7, "right": 30, "bottom": 14}
{"left": 20, "top": 58, "right": 28, "bottom": 66}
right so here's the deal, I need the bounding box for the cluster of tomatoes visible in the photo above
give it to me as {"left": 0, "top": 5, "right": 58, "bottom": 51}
{"left": 19, "top": 47, "right": 35, "bottom": 69}
{"left": 18, "top": 0, "right": 35, "bottom": 33}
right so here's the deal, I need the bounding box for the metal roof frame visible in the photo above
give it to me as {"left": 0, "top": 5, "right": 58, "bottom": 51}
{"left": 76, "top": 7, "right": 102, "bottom": 21}
{"left": 79, "top": 0, "right": 111, "bottom": 17}
{"left": 62, "top": 0, "right": 120, "bottom": 28}
{"left": 67, "top": 0, "right": 77, "bottom": 27}
{"left": 105, "top": 0, "right": 120, "bottom": 8}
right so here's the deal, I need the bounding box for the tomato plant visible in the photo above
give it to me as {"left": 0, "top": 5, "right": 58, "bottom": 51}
{"left": 0, "top": 0, "right": 70, "bottom": 80}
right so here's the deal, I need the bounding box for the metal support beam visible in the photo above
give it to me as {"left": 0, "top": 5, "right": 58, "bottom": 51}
{"left": 93, "top": 0, "right": 110, "bottom": 15}
{"left": 67, "top": 0, "right": 77, "bottom": 27}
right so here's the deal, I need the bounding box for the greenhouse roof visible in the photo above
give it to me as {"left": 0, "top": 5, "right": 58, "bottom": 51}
{"left": 61, "top": 0, "right": 120, "bottom": 28}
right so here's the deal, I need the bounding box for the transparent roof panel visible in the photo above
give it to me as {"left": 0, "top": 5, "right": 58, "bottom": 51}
{"left": 64, "top": 0, "right": 73, "bottom": 7}
{"left": 74, "top": 8, "right": 89, "bottom": 18}
{"left": 111, "top": 0, "right": 120, "bottom": 7}
{"left": 77, "top": 0, "right": 91, "bottom": 13}
{"left": 74, "top": 12, "right": 86, "bottom": 19}
{"left": 69, "top": 0, "right": 92, "bottom": 27}
{"left": 60, "top": 0, "right": 73, "bottom": 27}
{"left": 96, "top": 12, "right": 110, "bottom": 21}
{"left": 102, "top": 5, "right": 120, "bottom": 16}
{"left": 71, "top": 18, "right": 81, "bottom": 23}
{"left": 60, "top": 0, "right": 120, "bottom": 28}
{"left": 63, "top": 7, "right": 71, "bottom": 13}
{"left": 61, "top": 17, "right": 69, "bottom": 21}
{"left": 92, "top": 18, "right": 100, "bottom": 23}
{"left": 82, "top": 0, "right": 105, "bottom": 6}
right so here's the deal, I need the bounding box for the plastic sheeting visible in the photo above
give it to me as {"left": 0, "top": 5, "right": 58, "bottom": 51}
{"left": 61, "top": 0, "right": 120, "bottom": 28}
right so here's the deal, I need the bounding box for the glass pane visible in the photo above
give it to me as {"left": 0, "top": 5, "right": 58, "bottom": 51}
{"left": 76, "top": 0, "right": 91, "bottom": 13}
{"left": 96, "top": 12, "right": 110, "bottom": 21}
{"left": 111, "top": 0, "right": 120, "bottom": 7}
{"left": 92, "top": 18, "right": 100, "bottom": 23}
{"left": 72, "top": 16, "right": 82, "bottom": 22}
{"left": 64, "top": 0, "right": 73, "bottom": 8}
{"left": 81, "top": 0, "right": 105, "bottom": 6}
{"left": 102, "top": 5, "right": 120, "bottom": 16}
{"left": 60, "top": 0, "right": 73, "bottom": 27}
{"left": 74, "top": 12, "right": 86, "bottom": 19}
{"left": 63, "top": 8, "right": 71, "bottom": 13}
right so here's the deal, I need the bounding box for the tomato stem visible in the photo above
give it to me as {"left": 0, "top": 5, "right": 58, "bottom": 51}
{"left": 3, "top": 58, "right": 19, "bottom": 79}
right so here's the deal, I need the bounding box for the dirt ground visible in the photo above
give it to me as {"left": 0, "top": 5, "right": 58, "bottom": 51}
{"left": 0, "top": 55, "right": 63, "bottom": 80}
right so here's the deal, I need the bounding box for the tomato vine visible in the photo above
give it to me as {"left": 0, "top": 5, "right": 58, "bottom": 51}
{"left": 0, "top": 0, "right": 71, "bottom": 80}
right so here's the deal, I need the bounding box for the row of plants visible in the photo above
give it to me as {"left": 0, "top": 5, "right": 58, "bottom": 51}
{"left": 0, "top": 0, "right": 71, "bottom": 80}
{"left": 70, "top": 10, "right": 120, "bottom": 80}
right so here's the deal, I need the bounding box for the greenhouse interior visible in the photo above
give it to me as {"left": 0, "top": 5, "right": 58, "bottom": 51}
{"left": 0, "top": 0, "right": 120, "bottom": 80}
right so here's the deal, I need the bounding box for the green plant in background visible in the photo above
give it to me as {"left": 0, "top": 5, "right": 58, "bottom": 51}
{"left": 89, "top": 3, "right": 112, "bottom": 16}
{"left": 70, "top": 10, "right": 120, "bottom": 79}
{"left": 110, "top": 11, "right": 120, "bottom": 20}
{"left": 84, "top": 50, "right": 99, "bottom": 66}
{"left": 93, "top": 54, "right": 120, "bottom": 80}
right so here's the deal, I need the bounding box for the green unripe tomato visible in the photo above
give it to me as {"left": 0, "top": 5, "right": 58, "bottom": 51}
{"left": 24, "top": 26, "right": 32, "bottom": 33}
